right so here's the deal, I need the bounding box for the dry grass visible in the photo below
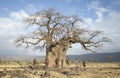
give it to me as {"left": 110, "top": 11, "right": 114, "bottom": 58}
{"left": 0, "top": 61, "right": 120, "bottom": 78}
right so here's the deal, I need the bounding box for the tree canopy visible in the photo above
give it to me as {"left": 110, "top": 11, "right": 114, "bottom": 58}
{"left": 15, "top": 8, "right": 111, "bottom": 53}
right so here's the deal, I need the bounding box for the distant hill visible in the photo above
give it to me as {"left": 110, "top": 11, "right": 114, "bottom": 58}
{"left": 68, "top": 52, "right": 120, "bottom": 62}
{"left": 0, "top": 56, "right": 45, "bottom": 62}
{"left": 0, "top": 52, "right": 120, "bottom": 62}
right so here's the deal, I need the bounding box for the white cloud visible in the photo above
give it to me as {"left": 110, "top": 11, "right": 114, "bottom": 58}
{"left": 88, "top": 1, "right": 107, "bottom": 22}
{"left": 84, "top": 0, "right": 120, "bottom": 53}
{"left": 83, "top": 18, "right": 93, "bottom": 25}
{"left": 87, "top": 1, "right": 120, "bottom": 32}
{"left": 67, "top": 0, "right": 120, "bottom": 54}
{"left": 1, "top": 8, "right": 9, "bottom": 11}
{"left": 10, "top": 9, "right": 28, "bottom": 21}
{"left": 88, "top": 1, "right": 100, "bottom": 10}
{"left": 95, "top": 8, "right": 106, "bottom": 22}
{"left": 0, "top": 9, "right": 43, "bottom": 56}
{"left": 0, "top": 10, "right": 28, "bottom": 33}
{"left": 25, "top": 4, "right": 39, "bottom": 13}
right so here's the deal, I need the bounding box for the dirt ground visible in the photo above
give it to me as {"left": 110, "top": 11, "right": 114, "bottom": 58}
{"left": 0, "top": 62, "right": 120, "bottom": 78}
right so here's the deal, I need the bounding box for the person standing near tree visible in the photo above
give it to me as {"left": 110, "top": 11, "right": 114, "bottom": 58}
{"left": 45, "top": 56, "right": 49, "bottom": 67}
{"left": 66, "top": 56, "right": 69, "bottom": 65}
{"left": 75, "top": 59, "right": 79, "bottom": 72}
{"left": 82, "top": 61, "right": 86, "bottom": 71}
{"left": 55, "top": 57, "right": 59, "bottom": 68}
{"left": 33, "top": 58, "right": 36, "bottom": 65}
{"left": 83, "top": 61, "right": 86, "bottom": 67}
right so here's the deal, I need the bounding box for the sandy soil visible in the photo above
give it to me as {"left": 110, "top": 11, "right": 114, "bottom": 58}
{"left": 0, "top": 62, "right": 120, "bottom": 78}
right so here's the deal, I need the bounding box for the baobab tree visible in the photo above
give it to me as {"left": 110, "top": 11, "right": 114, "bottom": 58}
{"left": 15, "top": 8, "right": 111, "bottom": 68}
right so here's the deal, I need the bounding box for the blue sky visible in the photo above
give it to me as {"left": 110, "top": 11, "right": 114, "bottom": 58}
{"left": 0, "top": 0, "right": 120, "bottom": 56}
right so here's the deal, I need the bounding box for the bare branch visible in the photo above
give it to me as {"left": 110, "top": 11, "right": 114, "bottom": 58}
{"left": 15, "top": 8, "right": 111, "bottom": 53}
{"left": 88, "top": 31, "right": 103, "bottom": 41}
{"left": 81, "top": 43, "right": 96, "bottom": 53}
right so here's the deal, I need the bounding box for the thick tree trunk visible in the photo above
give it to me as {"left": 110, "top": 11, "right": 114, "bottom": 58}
{"left": 45, "top": 43, "right": 70, "bottom": 68}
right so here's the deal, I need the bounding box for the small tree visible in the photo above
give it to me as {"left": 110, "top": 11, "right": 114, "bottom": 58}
{"left": 106, "top": 56, "right": 112, "bottom": 62}
{"left": 15, "top": 8, "right": 111, "bottom": 68}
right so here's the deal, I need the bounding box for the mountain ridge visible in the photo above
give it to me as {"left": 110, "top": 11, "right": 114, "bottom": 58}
{"left": 0, "top": 52, "right": 120, "bottom": 62}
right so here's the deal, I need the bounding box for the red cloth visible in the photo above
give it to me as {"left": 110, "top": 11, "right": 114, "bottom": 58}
{"left": 45, "top": 57, "right": 49, "bottom": 66}
{"left": 55, "top": 58, "right": 59, "bottom": 65}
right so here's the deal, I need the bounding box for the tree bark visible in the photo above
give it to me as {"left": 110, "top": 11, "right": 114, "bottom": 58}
{"left": 45, "top": 43, "right": 70, "bottom": 68}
